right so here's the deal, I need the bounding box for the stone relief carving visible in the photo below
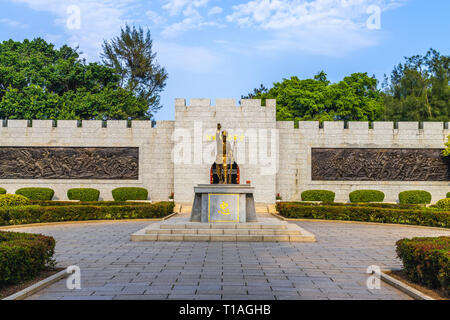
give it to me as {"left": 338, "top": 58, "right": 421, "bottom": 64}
{"left": 312, "top": 148, "right": 449, "bottom": 181}
{"left": 0, "top": 147, "right": 139, "bottom": 180}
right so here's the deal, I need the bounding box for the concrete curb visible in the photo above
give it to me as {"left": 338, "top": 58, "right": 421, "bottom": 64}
{"left": 2, "top": 269, "right": 69, "bottom": 300}
{"left": 271, "top": 213, "right": 450, "bottom": 231}
{"left": 379, "top": 270, "right": 435, "bottom": 300}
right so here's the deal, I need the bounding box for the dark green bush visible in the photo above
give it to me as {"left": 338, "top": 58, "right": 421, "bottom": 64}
{"left": 0, "top": 202, "right": 175, "bottom": 226}
{"left": 0, "top": 194, "right": 31, "bottom": 207}
{"left": 0, "top": 231, "right": 55, "bottom": 287}
{"left": 349, "top": 190, "right": 385, "bottom": 203}
{"left": 301, "top": 190, "right": 335, "bottom": 203}
{"left": 112, "top": 187, "right": 148, "bottom": 201}
{"left": 276, "top": 202, "right": 449, "bottom": 228}
{"left": 0, "top": 188, "right": 6, "bottom": 195}
{"left": 67, "top": 188, "right": 100, "bottom": 201}
{"left": 398, "top": 190, "right": 432, "bottom": 205}
{"left": 16, "top": 188, "right": 55, "bottom": 201}
{"left": 435, "top": 199, "right": 450, "bottom": 210}
{"left": 447, "top": 192, "right": 450, "bottom": 198}
{"left": 396, "top": 237, "right": 449, "bottom": 297}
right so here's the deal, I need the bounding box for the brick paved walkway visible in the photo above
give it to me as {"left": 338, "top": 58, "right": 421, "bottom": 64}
{"left": 4, "top": 218, "right": 448, "bottom": 300}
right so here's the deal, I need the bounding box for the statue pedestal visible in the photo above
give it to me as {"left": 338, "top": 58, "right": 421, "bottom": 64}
{"left": 190, "top": 184, "right": 257, "bottom": 223}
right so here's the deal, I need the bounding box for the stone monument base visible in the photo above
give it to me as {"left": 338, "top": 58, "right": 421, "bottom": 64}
{"left": 131, "top": 215, "right": 316, "bottom": 242}
{"left": 190, "top": 184, "right": 257, "bottom": 223}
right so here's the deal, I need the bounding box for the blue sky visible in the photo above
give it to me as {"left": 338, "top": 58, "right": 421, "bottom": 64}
{"left": 0, "top": 0, "right": 448, "bottom": 120}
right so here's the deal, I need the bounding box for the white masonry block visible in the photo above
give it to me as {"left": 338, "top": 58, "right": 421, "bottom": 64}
{"left": 57, "top": 120, "right": 78, "bottom": 128}
{"left": 7, "top": 120, "right": 28, "bottom": 128}
{"left": 190, "top": 98, "right": 211, "bottom": 106}
{"left": 32, "top": 120, "right": 53, "bottom": 128}
{"left": 216, "top": 99, "right": 236, "bottom": 107}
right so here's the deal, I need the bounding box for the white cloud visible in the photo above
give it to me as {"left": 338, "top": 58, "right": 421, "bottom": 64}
{"left": 0, "top": 18, "right": 28, "bottom": 28}
{"left": 154, "top": 42, "right": 220, "bottom": 73}
{"left": 160, "top": 0, "right": 221, "bottom": 37}
{"left": 10, "top": 0, "right": 138, "bottom": 60}
{"left": 226, "top": 0, "right": 407, "bottom": 55}
{"left": 162, "top": 0, "right": 210, "bottom": 16}
{"left": 146, "top": 10, "right": 167, "bottom": 26}
{"left": 208, "top": 6, "right": 223, "bottom": 15}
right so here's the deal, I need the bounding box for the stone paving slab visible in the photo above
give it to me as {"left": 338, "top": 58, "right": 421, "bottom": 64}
{"left": 2, "top": 218, "right": 448, "bottom": 300}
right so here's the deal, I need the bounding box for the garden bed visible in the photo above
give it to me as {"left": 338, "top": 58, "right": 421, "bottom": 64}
{"left": 276, "top": 202, "right": 450, "bottom": 228}
{"left": 0, "top": 268, "right": 63, "bottom": 299}
{"left": 0, "top": 201, "right": 175, "bottom": 227}
{"left": 385, "top": 270, "right": 448, "bottom": 300}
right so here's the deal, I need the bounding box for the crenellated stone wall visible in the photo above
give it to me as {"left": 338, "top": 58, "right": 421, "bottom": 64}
{"left": 0, "top": 98, "right": 449, "bottom": 203}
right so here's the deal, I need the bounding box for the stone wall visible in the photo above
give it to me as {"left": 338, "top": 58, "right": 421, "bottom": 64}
{"left": 0, "top": 119, "right": 174, "bottom": 201}
{"left": 0, "top": 99, "right": 449, "bottom": 204}
{"left": 277, "top": 120, "right": 450, "bottom": 203}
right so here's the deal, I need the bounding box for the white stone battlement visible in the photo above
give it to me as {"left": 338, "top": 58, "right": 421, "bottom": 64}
{"left": 175, "top": 98, "right": 276, "bottom": 110}
{"left": 275, "top": 121, "right": 449, "bottom": 133}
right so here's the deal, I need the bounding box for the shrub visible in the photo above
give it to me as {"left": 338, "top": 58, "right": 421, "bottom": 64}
{"left": 276, "top": 202, "right": 450, "bottom": 228}
{"left": 0, "top": 202, "right": 174, "bottom": 226}
{"left": 301, "top": 190, "right": 335, "bottom": 203}
{"left": 0, "top": 231, "right": 55, "bottom": 287}
{"left": 112, "top": 187, "right": 148, "bottom": 201}
{"left": 399, "top": 190, "right": 432, "bottom": 205}
{"left": 67, "top": 188, "right": 100, "bottom": 201}
{"left": 349, "top": 190, "right": 385, "bottom": 203}
{"left": 396, "top": 237, "right": 449, "bottom": 297}
{"left": 435, "top": 198, "right": 450, "bottom": 210}
{"left": 0, "top": 194, "right": 31, "bottom": 207}
{"left": 16, "top": 188, "right": 55, "bottom": 201}
{"left": 0, "top": 188, "right": 6, "bottom": 195}
{"left": 447, "top": 192, "right": 450, "bottom": 198}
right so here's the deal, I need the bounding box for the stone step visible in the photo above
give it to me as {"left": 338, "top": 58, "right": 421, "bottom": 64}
{"left": 159, "top": 223, "right": 288, "bottom": 230}
{"left": 131, "top": 233, "right": 315, "bottom": 242}
{"left": 145, "top": 228, "right": 302, "bottom": 236}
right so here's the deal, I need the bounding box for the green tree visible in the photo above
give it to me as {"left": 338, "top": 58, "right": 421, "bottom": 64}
{"left": 382, "top": 49, "right": 449, "bottom": 121}
{"left": 101, "top": 24, "right": 168, "bottom": 119}
{"left": 244, "top": 71, "right": 384, "bottom": 122}
{"left": 0, "top": 38, "right": 149, "bottom": 120}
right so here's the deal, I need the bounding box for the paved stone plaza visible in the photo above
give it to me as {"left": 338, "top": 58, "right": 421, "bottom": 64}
{"left": 4, "top": 216, "right": 449, "bottom": 300}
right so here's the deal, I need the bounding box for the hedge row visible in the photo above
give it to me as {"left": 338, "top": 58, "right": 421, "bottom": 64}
{"left": 16, "top": 188, "right": 54, "bottom": 201}
{"left": 349, "top": 190, "right": 385, "bottom": 203}
{"left": 0, "top": 231, "right": 55, "bottom": 287}
{"left": 276, "top": 202, "right": 450, "bottom": 228}
{"left": 396, "top": 237, "right": 449, "bottom": 297}
{"left": 67, "top": 188, "right": 100, "bottom": 201}
{"left": 0, "top": 202, "right": 175, "bottom": 226}
{"left": 301, "top": 190, "right": 335, "bottom": 202}
{"left": 299, "top": 189, "right": 439, "bottom": 204}
{"left": 2, "top": 187, "right": 152, "bottom": 201}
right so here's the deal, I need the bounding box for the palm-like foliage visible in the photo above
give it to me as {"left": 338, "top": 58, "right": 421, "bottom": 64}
{"left": 102, "top": 25, "right": 168, "bottom": 119}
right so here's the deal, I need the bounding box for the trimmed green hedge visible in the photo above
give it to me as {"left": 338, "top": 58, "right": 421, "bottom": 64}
{"left": 276, "top": 202, "right": 450, "bottom": 228}
{"left": 0, "top": 231, "right": 55, "bottom": 287}
{"left": 349, "top": 190, "right": 385, "bottom": 203}
{"left": 0, "top": 188, "right": 6, "bottom": 195}
{"left": 301, "top": 190, "right": 335, "bottom": 203}
{"left": 112, "top": 187, "right": 148, "bottom": 201}
{"left": 399, "top": 190, "right": 432, "bottom": 205}
{"left": 435, "top": 199, "right": 450, "bottom": 210}
{"left": 67, "top": 188, "right": 100, "bottom": 201}
{"left": 278, "top": 201, "right": 422, "bottom": 210}
{"left": 396, "top": 237, "right": 449, "bottom": 297}
{"left": 16, "top": 188, "right": 55, "bottom": 201}
{"left": 0, "top": 202, "right": 175, "bottom": 226}
{"left": 0, "top": 194, "right": 31, "bottom": 207}
{"left": 447, "top": 192, "right": 450, "bottom": 198}
{"left": 33, "top": 200, "right": 152, "bottom": 207}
